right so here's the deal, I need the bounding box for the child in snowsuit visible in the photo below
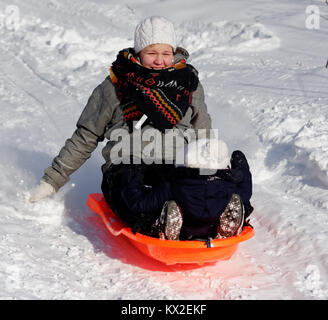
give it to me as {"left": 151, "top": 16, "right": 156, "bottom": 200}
{"left": 119, "top": 139, "right": 253, "bottom": 240}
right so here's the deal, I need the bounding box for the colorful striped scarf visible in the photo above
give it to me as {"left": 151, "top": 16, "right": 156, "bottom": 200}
{"left": 109, "top": 48, "right": 199, "bottom": 131}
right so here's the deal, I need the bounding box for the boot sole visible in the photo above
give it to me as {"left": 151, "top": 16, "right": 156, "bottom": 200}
{"left": 217, "top": 194, "right": 244, "bottom": 238}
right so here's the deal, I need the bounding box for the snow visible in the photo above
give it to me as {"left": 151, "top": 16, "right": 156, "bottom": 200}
{"left": 1, "top": 0, "right": 328, "bottom": 300}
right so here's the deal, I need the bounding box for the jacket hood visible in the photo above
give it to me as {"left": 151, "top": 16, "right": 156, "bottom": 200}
{"left": 174, "top": 47, "right": 190, "bottom": 63}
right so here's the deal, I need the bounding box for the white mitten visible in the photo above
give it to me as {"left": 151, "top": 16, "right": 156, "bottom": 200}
{"left": 29, "top": 180, "right": 56, "bottom": 203}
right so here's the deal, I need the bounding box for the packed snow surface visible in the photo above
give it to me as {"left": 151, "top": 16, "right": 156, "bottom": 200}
{"left": 0, "top": 0, "right": 328, "bottom": 299}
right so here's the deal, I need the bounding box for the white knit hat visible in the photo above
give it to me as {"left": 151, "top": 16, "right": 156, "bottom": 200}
{"left": 134, "top": 16, "right": 177, "bottom": 54}
{"left": 184, "top": 139, "right": 230, "bottom": 170}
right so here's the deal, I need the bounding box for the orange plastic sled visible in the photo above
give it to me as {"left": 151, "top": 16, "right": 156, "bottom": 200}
{"left": 87, "top": 193, "right": 255, "bottom": 266}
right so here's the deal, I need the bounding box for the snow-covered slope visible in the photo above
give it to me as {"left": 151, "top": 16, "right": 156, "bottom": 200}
{"left": 0, "top": 0, "right": 327, "bottom": 299}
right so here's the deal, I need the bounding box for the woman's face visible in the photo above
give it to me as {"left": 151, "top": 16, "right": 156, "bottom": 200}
{"left": 138, "top": 43, "right": 174, "bottom": 70}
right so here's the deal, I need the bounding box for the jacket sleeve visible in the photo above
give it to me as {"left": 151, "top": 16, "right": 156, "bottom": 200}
{"left": 42, "top": 79, "right": 115, "bottom": 191}
{"left": 190, "top": 81, "right": 212, "bottom": 130}
{"left": 240, "top": 168, "right": 253, "bottom": 203}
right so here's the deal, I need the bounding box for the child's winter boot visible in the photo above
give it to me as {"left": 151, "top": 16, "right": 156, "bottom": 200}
{"left": 216, "top": 194, "right": 244, "bottom": 239}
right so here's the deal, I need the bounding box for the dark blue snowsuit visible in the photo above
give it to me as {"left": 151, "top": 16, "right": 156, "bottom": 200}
{"left": 119, "top": 151, "right": 253, "bottom": 239}
{"left": 169, "top": 165, "right": 252, "bottom": 239}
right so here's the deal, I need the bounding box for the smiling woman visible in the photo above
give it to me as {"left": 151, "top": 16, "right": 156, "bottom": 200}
{"left": 29, "top": 16, "right": 213, "bottom": 240}
{"left": 29, "top": 15, "right": 212, "bottom": 203}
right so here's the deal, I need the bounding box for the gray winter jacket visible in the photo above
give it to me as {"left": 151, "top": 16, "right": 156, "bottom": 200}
{"left": 42, "top": 48, "right": 212, "bottom": 191}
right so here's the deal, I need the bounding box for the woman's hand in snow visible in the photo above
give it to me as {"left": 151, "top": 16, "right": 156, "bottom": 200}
{"left": 29, "top": 180, "right": 55, "bottom": 203}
